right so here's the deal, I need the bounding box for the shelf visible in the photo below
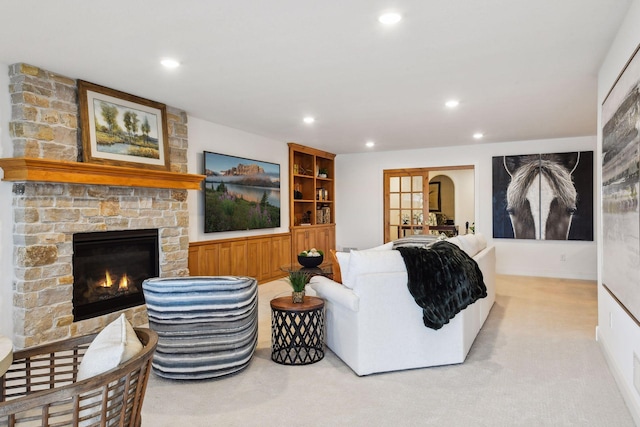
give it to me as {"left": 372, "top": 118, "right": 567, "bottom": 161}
{"left": 0, "top": 157, "right": 205, "bottom": 190}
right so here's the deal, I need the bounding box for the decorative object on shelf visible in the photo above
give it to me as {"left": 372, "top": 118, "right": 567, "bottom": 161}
{"left": 316, "top": 187, "right": 328, "bottom": 201}
{"left": 287, "top": 270, "right": 310, "bottom": 303}
{"left": 318, "top": 167, "right": 329, "bottom": 178}
{"left": 298, "top": 165, "right": 312, "bottom": 176}
{"left": 298, "top": 248, "right": 324, "bottom": 268}
{"left": 301, "top": 210, "right": 312, "bottom": 225}
{"left": 316, "top": 205, "right": 331, "bottom": 224}
{"left": 78, "top": 80, "right": 170, "bottom": 171}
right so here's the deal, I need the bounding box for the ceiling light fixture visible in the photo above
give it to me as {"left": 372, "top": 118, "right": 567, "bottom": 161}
{"left": 366, "top": 141, "right": 375, "bottom": 148}
{"left": 445, "top": 100, "right": 459, "bottom": 109}
{"left": 473, "top": 132, "right": 484, "bottom": 139}
{"left": 160, "top": 58, "right": 180, "bottom": 69}
{"left": 303, "top": 116, "right": 315, "bottom": 124}
{"left": 378, "top": 12, "right": 402, "bottom": 25}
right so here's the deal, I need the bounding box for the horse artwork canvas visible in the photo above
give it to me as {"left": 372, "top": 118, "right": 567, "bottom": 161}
{"left": 492, "top": 151, "right": 593, "bottom": 241}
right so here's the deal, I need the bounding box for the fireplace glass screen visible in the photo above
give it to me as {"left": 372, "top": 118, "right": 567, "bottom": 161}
{"left": 72, "top": 229, "right": 159, "bottom": 321}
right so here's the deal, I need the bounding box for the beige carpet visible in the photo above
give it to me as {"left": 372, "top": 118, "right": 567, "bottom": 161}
{"left": 142, "top": 275, "right": 635, "bottom": 426}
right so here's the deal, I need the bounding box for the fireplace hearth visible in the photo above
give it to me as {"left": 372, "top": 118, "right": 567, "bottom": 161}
{"left": 72, "top": 229, "right": 159, "bottom": 321}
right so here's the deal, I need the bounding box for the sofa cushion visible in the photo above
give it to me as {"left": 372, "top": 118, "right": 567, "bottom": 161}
{"left": 335, "top": 242, "right": 393, "bottom": 286}
{"left": 77, "top": 313, "right": 143, "bottom": 381}
{"left": 344, "top": 249, "right": 406, "bottom": 289}
{"left": 447, "top": 233, "right": 487, "bottom": 258}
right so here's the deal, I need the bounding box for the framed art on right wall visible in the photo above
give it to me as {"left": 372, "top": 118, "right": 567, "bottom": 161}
{"left": 601, "top": 43, "right": 640, "bottom": 323}
{"left": 492, "top": 151, "right": 594, "bottom": 241}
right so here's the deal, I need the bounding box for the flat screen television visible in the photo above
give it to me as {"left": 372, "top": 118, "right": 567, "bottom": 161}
{"left": 203, "top": 151, "right": 281, "bottom": 232}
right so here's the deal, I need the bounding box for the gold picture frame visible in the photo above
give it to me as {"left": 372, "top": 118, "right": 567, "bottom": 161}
{"left": 78, "top": 80, "right": 170, "bottom": 171}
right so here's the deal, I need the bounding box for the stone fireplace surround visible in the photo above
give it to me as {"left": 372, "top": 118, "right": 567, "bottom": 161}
{"left": 4, "top": 63, "right": 201, "bottom": 348}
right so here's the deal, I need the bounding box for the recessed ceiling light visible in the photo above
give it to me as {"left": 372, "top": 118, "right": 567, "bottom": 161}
{"left": 445, "top": 100, "right": 459, "bottom": 109}
{"left": 378, "top": 12, "right": 402, "bottom": 25}
{"left": 366, "top": 141, "right": 375, "bottom": 148}
{"left": 473, "top": 132, "right": 484, "bottom": 139}
{"left": 160, "top": 58, "right": 180, "bottom": 69}
{"left": 303, "top": 116, "right": 315, "bottom": 124}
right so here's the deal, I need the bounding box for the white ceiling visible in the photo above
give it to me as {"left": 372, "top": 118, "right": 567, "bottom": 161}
{"left": 0, "top": 1, "right": 632, "bottom": 154}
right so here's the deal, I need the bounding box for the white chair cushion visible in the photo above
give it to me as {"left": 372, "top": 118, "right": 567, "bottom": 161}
{"left": 77, "top": 313, "right": 143, "bottom": 381}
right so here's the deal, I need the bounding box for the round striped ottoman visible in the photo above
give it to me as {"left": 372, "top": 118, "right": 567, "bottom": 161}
{"left": 142, "top": 276, "right": 258, "bottom": 380}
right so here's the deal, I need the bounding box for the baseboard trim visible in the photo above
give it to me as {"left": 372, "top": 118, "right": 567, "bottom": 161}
{"left": 598, "top": 334, "right": 640, "bottom": 426}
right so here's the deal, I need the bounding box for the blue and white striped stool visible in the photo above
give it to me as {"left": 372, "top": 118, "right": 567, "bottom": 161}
{"left": 142, "top": 276, "right": 258, "bottom": 380}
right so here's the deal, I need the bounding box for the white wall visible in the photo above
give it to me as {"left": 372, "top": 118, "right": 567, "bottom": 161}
{"left": 0, "top": 62, "right": 13, "bottom": 337}
{"left": 335, "top": 135, "right": 597, "bottom": 280}
{"left": 186, "top": 116, "right": 289, "bottom": 242}
{"left": 596, "top": 0, "right": 640, "bottom": 423}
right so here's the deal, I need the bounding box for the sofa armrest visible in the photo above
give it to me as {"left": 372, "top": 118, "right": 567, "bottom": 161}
{"left": 309, "top": 275, "right": 359, "bottom": 312}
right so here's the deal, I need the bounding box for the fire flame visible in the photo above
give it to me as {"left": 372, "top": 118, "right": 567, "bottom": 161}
{"left": 98, "top": 270, "right": 129, "bottom": 291}
{"left": 100, "top": 270, "right": 113, "bottom": 287}
{"left": 118, "top": 274, "right": 129, "bottom": 291}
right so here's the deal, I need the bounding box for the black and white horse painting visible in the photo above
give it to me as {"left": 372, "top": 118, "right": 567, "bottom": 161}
{"left": 492, "top": 152, "right": 593, "bottom": 241}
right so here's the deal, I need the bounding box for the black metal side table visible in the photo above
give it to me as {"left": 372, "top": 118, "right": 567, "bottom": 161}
{"left": 270, "top": 296, "right": 325, "bottom": 365}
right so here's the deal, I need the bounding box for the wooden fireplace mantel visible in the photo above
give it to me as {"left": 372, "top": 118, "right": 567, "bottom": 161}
{"left": 0, "top": 157, "right": 205, "bottom": 190}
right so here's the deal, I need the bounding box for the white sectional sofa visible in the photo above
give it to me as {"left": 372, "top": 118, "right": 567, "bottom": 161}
{"left": 309, "top": 233, "right": 495, "bottom": 376}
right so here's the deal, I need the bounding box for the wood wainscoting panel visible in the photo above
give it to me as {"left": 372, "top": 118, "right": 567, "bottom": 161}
{"left": 189, "top": 233, "right": 291, "bottom": 283}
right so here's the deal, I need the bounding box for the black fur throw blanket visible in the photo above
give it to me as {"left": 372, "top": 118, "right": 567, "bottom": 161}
{"left": 396, "top": 241, "right": 487, "bottom": 330}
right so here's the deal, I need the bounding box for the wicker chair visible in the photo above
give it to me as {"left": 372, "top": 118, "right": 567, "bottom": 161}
{"left": 0, "top": 328, "right": 157, "bottom": 427}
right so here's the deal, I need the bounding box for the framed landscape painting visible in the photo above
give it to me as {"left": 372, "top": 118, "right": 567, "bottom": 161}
{"left": 78, "top": 80, "right": 170, "bottom": 170}
{"left": 203, "top": 151, "right": 281, "bottom": 232}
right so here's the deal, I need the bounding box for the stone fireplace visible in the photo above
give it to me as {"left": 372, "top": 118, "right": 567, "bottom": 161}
{"left": 3, "top": 63, "right": 202, "bottom": 348}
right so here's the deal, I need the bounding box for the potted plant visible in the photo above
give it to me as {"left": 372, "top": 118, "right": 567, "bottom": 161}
{"left": 288, "top": 270, "right": 310, "bottom": 303}
{"left": 318, "top": 167, "right": 328, "bottom": 178}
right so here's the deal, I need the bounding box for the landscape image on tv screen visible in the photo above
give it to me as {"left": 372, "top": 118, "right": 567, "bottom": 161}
{"left": 203, "top": 151, "right": 281, "bottom": 232}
